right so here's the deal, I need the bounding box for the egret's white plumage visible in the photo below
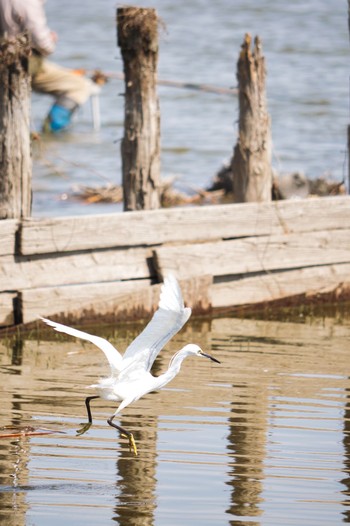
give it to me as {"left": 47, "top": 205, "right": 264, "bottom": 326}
{"left": 40, "top": 275, "right": 220, "bottom": 455}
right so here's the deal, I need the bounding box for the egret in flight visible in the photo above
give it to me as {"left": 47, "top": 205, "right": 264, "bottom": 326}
{"left": 40, "top": 275, "right": 220, "bottom": 455}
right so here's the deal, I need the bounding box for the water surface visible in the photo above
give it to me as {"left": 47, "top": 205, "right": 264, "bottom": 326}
{"left": 1, "top": 314, "right": 350, "bottom": 525}
{"left": 32, "top": 0, "right": 348, "bottom": 216}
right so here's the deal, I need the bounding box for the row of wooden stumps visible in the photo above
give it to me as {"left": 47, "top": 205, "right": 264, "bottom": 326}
{"left": 118, "top": 10, "right": 273, "bottom": 206}
{"left": 0, "top": 7, "right": 272, "bottom": 219}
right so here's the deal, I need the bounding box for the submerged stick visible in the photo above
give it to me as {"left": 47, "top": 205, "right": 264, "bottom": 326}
{"left": 0, "top": 426, "right": 65, "bottom": 438}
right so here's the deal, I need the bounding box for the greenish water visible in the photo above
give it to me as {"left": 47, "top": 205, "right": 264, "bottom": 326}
{"left": 1, "top": 314, "right": 350, "bottom": 525}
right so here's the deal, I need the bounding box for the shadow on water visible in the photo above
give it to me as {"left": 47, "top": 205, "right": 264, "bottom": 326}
{"left": 0, "top": 309, "right": 350, "bottom": 525}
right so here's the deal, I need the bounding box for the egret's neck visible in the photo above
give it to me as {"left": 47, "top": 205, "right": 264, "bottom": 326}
{"left": 155, "top": 349, "right": 189, "bottom": 389}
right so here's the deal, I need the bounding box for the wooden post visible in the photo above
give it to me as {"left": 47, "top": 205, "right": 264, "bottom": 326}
{"left": 0, "top": 35, "right": 32, "bottom": 219}
{"left": 117, "top": 7, "right": 161, "bottom": 211}
{"left": 231, "top": 34, "right": 272, "bottom": 202}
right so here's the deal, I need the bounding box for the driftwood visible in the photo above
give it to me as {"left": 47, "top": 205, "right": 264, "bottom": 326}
{"left": 209, "top": 163, "right": 346, "bottom": 201}
{"left": 117, "top": 7, "right": 161, "bottom": 211}
{"left": 0, "top": 35, "right": 32, "bottom": 218}
{"left": 231, "top": 34, "right": 272, "bottom": 202}
{"left": 68, "top": 179, "right": 224, "bottom": 207}
{"left": 70, "top": 168, "right": 345, "bottom": 208}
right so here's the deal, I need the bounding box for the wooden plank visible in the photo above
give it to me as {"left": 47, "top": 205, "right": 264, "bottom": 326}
{"left": 0, "top": 246, "right": 152, "bottom": 291}
{"left": 178, "top": 275, "right": 212, "bottom": 314}
{"left": 0, "top": 219, "right": 18, "bottom": 256}
{"left": 20, "top": 196, "right": 350, "bottom": 255}
{"left": 0, "top": 292, "right": 16, "bottom": 326}
{"left": 20, "top": 276, "right": 212, "bottom": 324}
{"left": 154, "top": 229, "right": 350, "bottom": 280}
{"left": 20, "top": 279, "right": 152, "bottom": 324}
{"left": 210, "top": 263, "right": 350, "bottom": 308}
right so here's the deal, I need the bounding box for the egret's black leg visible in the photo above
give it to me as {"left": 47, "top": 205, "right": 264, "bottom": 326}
{"left": 76, "top": 395, "right": 99, "bottom": 436}
{"left": 107, "top": 415, "right": 138, "bottom": 456}
{"left": 85, "top": 395, "right": 99, "bottom": 423}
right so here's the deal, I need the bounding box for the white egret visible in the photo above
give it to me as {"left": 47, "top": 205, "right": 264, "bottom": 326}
{"left": 40, "top": 275, "right": 220, "bottom": 455}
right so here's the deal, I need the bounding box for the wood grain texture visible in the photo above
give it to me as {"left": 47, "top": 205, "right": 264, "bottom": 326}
{"left": 0, "top": 219, "right": 18, "bottom": 256}
{"left": 0, "top": 36, "right": 32, "bottom": 219}
{"left": 211, "top": 263, "right": 350, "bottom": 308}
{"left": 232, "top": 34, "right": 272, "bottom": 202}
{"left": 2, "top": 195, "right": 350, "bottom": 327}
{"left": 20, "top": 276, "right": 212, "bottom": 324}
{"left": 0, "top": 246, "right": 152, "bottom": 291}
{"left": 20, "top": 279, "right": 151, "bottom": 324}
{"left": 0, "top": 293, "right": 16, "bottom": 326}
{"left": 20, "top": 196, "right": 350, "bottom": 255}
{"left": 154, "top": 229, "right": 350, "bottom": 280}
{"left": 117, "top": 7, "right": 161, "bottom": 210}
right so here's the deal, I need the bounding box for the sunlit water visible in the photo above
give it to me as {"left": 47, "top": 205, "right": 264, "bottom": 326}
{"left": 1, "top": 314, "right": 350, "bottom": 525}
{"left": 31, "top": 0, "right": 348, "bottom": 216}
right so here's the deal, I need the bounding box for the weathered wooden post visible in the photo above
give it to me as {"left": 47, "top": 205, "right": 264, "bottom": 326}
{"left": 117, "top": 7, "right": 161, "bottom": 211}
{"left": 231, "top": 34, "right": 272, "bottom": 202}
{"left": 0, "top": 35, "right": 32, "bottom": 219}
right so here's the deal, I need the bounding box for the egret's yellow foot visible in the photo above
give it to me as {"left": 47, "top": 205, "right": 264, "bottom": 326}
{"left": 119, "top": 431, "right": 137, "bottom": 455}
{"left": 129, "top": 433, "right": 138, "bottom": 456}
{"left": 76, "top": 422, "right": 92, "bottom": 436}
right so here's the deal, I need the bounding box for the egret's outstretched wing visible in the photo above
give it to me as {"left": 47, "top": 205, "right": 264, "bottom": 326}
{"left": 120, "top": 275, "right": 191, "bottom": 376}
{"left": 40, "top": 317, "right": 123, "bottom": 374}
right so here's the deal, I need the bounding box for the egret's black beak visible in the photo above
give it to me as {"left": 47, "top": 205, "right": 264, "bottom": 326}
{"left": 199, "top": 351, "right": 221, "bottom": 364}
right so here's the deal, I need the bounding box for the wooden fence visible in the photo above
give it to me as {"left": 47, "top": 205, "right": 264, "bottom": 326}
{"left": 1, "top": 195, "right": 350, "bottom": 328}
